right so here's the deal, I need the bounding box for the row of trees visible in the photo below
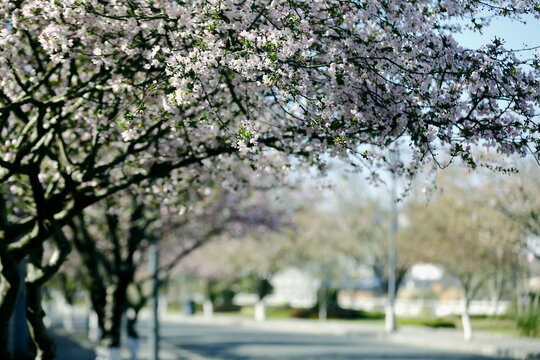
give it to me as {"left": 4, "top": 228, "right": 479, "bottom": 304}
{"left": 178, "top": 162, "right": 539, "bottom": 339}
{"left": 1, "top": 0, "right": 540, "bottom": 358}
{"left": 46, "top": 177, "right": 287, "bottom": 359}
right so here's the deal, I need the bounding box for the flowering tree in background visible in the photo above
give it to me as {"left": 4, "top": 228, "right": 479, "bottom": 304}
{"left": 1, "top": 0, "right": 540, "bottom": 358}
{"left": 177, "top": 190, "right": 289, "bottom": 318}
{"left": 493, "top": 162, "right": 540, "bottom": 258}
{"left": 330, "top": 182, "right": 416, "bottom": 295}
{"left": 179, "top": 242, "right": 240, "bottom": 314}
{"left": 186, "top": 228, "right": 295, "bottom": 320}
{"left": 488, "top": 161, "right": 540, "bottom": 333}
{"left": 405, "top": 169, "right": 523, "bottom": 340}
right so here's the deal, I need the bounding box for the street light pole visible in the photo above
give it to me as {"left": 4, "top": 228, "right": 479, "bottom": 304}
{"left": 149, "top": 237, "right": 159, "bottom": 360}
{"left": 385, "top": 153, "right": 398, "bottom": 333}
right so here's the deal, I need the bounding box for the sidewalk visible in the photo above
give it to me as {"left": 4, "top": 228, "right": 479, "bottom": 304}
{"left": 158, "top": 312, "right": 540, "bottom": 360}
{"left": 51, "top": 326, "right": 95, "bottom": 360}
{"left": 51, "top": 324, "right": 178, "bottom": 360}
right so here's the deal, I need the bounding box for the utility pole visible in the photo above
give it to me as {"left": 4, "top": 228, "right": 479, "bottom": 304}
{"left": 149, "top": 237, "right": 159, "bottom": 360}
{"left": 385, "top": 151, "right": 398, "bottom": 333}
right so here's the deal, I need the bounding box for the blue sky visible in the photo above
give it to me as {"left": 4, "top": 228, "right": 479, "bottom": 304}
{"left": 455, "top": 14, "right": 540, "bottom": 54}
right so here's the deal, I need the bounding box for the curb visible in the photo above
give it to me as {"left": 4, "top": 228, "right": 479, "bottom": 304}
{"left": 381, "top": 329, "right": 540, "bottom": 360}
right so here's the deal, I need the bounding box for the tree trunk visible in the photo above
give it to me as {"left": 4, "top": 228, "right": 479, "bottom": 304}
{"left": 71, "top": 214, "right": 139, "bottom": 360}
{"left": 11, "top": 262, "right": 33, "bottom": 359}
{"left": 100, "top": 283, "right": 126, "bottom": 349}
{"left": 460, "top": 290, "right": 472, "bottom": 341}
{"left": 26, "top": 282, "right": 56, "bottom": 360}
{"left": 203, "top": 300, "right": 214, "bottom": 319}
{"left": 126, "top": 310, "right": 139, "bottom": 339}
{"left": 461, "top": 304, "right": 472, "bottom": 341}
{"left": 126, "top": 315, "right": 140, "bottom": 360}
{"left": 98, "top": 272, "right": 133, "bottom": 359}
{"left": 458, "top": 274, "right": 485, "bottom": 341}
{"left": 395, "top": 267, "right": 408, "bottom": 294}
{"left": 25, "top": 226, "right": 72, "bottom": 360}
{"left": 254, "top": 301, "right": 266, "bottom": 322}
{"left": 488, "top": 273, "right": 504, "bottom": 316}
{"left": 372, "top": 263, "right": 387, "bottom": 294}
{"left": 126, "top": 300, "right": 144, "bottom": 360}
{"left": 70, "top": 216, "right": 107, "bottom": 330}
{"left": 318, "top": 286, "right": 327, "bottom": 321}
{"left": 0, "top": 317, "right": 13, "bottom": 360}
{"left": 0, "top": 244, "right": 21, "bottom": 360}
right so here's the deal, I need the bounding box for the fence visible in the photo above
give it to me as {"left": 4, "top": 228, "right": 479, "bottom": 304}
{"left": 338, "top": 295, "right": 509, "bottom": 317}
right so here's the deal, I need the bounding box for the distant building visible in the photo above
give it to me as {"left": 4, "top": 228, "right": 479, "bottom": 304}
{"left": 265, "top": 267, "right": 320, "bottom": 308}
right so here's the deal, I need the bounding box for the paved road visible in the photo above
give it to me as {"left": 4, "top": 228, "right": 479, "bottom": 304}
{"left": 148, "top": 320, "right": 512, "bottom": 360}
{"left": 48, "top": 311, "right": 519, "bottom": 360}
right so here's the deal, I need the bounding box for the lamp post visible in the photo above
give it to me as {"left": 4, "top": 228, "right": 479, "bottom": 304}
{"left": 385, "top": 152, "right": 398, "bottom": 333}
{"left": 148, "top": 237, "right": 159, "bottom": 360}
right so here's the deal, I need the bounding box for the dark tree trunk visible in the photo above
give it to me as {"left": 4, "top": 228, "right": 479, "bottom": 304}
{"left": 100, "top": 280, "right": 129, "bottom": 348}
{"left": 71, "top": 204, "right": 144, "bottom": 358}
{"left": 25, "top": 229, "right": 71, "bottom": 360}
{"left": 0, "top": 242, "right": 21, "bottom": 360}
{"left": 88, "top": 280, "right": 107, "bottom": 332}
{"left": 0, "top": 319, "right": 13, "bottom": 360}
{"left": 70, "top": 217, "right": 107, "bottom": 330}
{"left": 396, "top": 267, "right": 408, "bottom": 292}
{"left": 126, "top": 283, "right": 146, "bottom": 339}
{"left": 373, "top": 264, "right": 408, "bottom": 295}
{"left": 126, "top": 314, "right": 138, "bottom": 339}
{"left": 99, "top": 213, "right": 136, "bottom": 349}
{"left": 126, "top": 285, "right": 146, "bottom": 360}
{"left": 26, "top": 282, "right": 56, "bottom": 360}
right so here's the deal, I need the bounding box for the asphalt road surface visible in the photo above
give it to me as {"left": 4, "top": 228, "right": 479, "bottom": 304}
{"left": 149, "top": 320, "right": 512, "bottom": 360}
{"left": 46, "top": 312, "right": 516, "bottom": 360}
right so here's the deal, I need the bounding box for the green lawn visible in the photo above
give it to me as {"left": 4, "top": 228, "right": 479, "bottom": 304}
{"left": 397, "top": 315, "right": 522, "bottom": 336}
{"left": 261, "top": 307, "right": 536, "bottom": 338}
{"left": 466, "top": 317, "right": 521, "bottom": 336}
{"left": 169, "top": 304, "right": 537, "bottom": 338}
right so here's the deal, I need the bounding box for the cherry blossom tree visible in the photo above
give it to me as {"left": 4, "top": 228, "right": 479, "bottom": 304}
{"left": 68, "top": 180, "right": 281, "bottom": 359}
{"left": 1, "top": 0, "right": 540, "bottom": 358}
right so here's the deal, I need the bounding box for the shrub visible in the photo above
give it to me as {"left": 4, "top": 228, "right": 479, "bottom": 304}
{"left": 290, "top": 308, "right": 385, "bottom": 320}
{"left": 214, "top": 304, "right": 242, "bottom": 312}
{"left": 398, "top": 317, "right": 456, "bottom": 329}
{"left": 517, "top": 311, "right": 540, "bottom": 337}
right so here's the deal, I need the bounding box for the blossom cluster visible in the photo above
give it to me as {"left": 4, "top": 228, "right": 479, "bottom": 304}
{"left": 0, "top": 0, "right": 539, "bottom": 220}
